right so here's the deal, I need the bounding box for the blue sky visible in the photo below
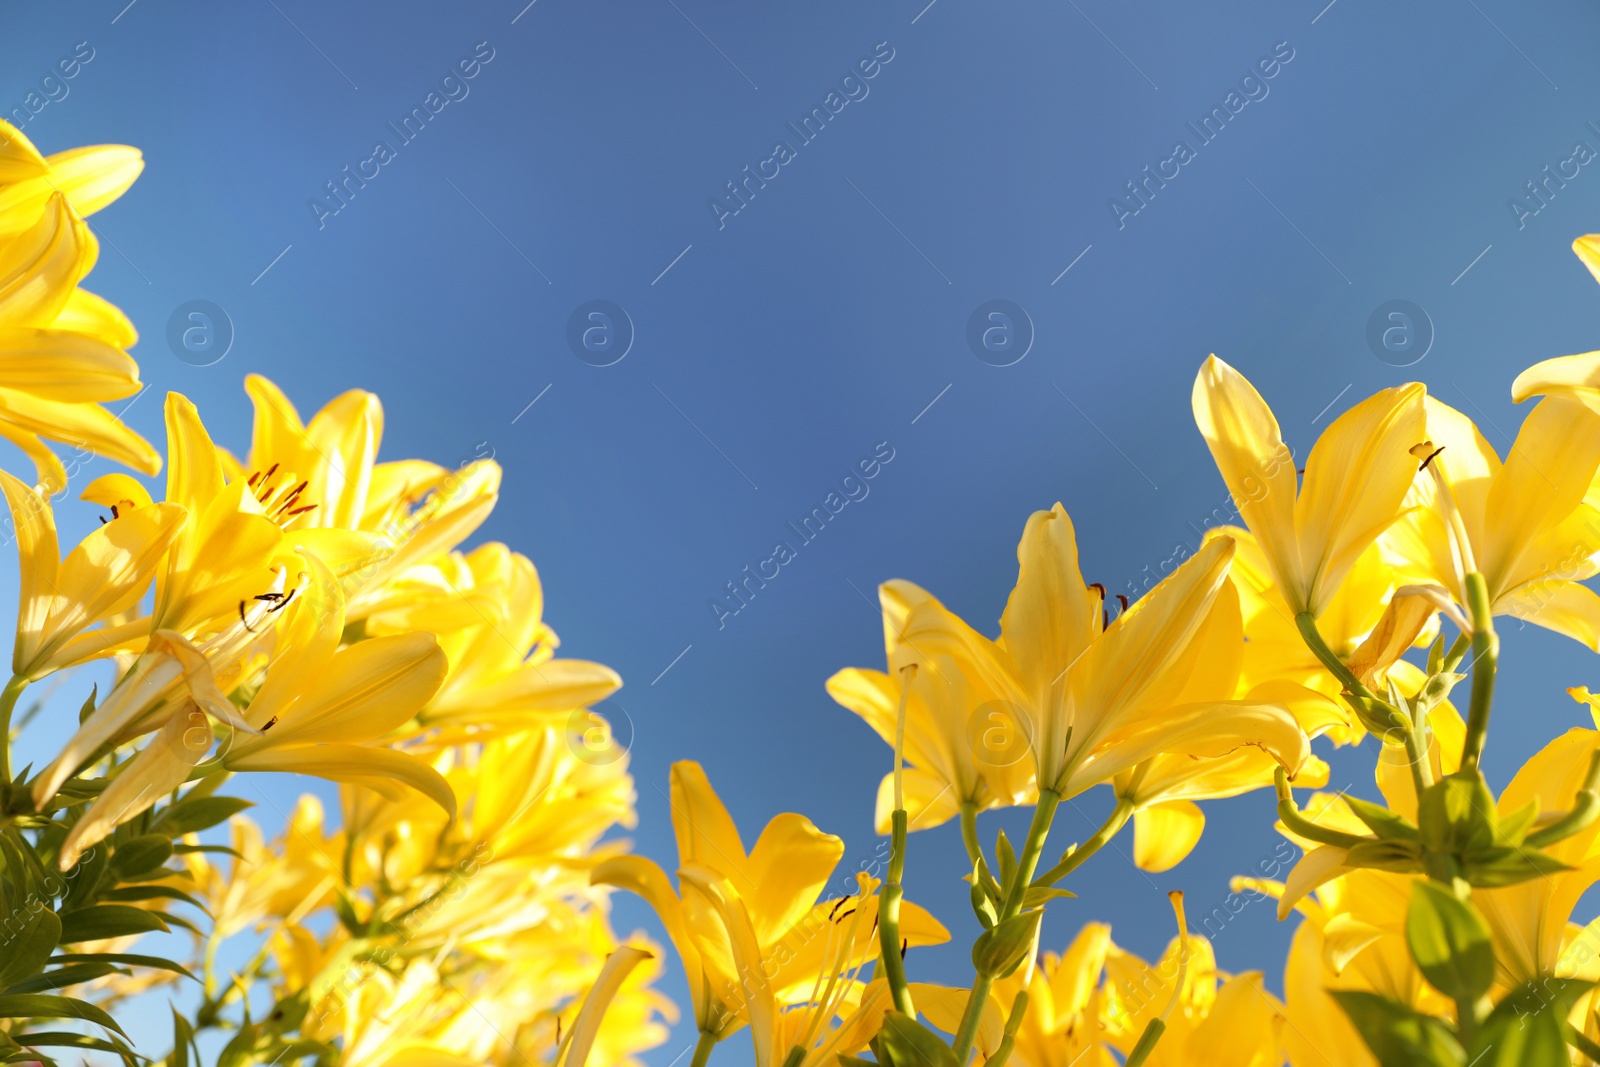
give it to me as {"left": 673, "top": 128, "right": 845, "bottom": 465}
{"left": 8, "top": 0, "right": 1600, "bottom": 1062}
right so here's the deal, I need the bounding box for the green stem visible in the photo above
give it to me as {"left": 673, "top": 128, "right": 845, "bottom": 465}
{"left": 688, "top": 1029, "right": 717, "bottom": 1067}
{"left": 1275, "top": 767, "right": 1369, "bottom": 849}
{"left": 0, "top": 674, "right": 25, "bottom": 784}
{"left": 959, "top": 801, "right": 985, "bottom": 870}
{"left": 1567, "top": 1024, "right": 1600, "bottom": 1064}
{"left": 1526, "top": 749, "right": 1600, "bottom": 849}
{"left": 1460, "top": 573, "right": 1497, "bottom": 771}
{"left": 1123, "top": 1019, "right": 1168, "bottom": 1067}
{"left": 1001, "top": 790, "right": 1060, "bottom": 916}
{"left": 1295, "top": 613, "right": 1376, "bottom": 702}
{"left": 878, "top": 809, "right": 914, "bottom": 1016}
{"left": 983, "top": 990, "right": 1030, "bottom": 1067}
{"left": 951, "top": 791, "right": 1061, "bottom": 1065}
{"left": 1404, "top": 711, "right": 1434, "bottom": 801}
{"left": 1032, "top": 797, "right": 1133, "bottom": 887}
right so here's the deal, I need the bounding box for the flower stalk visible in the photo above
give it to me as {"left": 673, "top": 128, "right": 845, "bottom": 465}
{"left": 1460, "top": 572, "right": 1498, "bottom": 771}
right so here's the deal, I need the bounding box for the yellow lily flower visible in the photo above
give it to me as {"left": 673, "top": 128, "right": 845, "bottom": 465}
{"left": 827, "top": 579, "right": 1035, "bottom": 833}
{"left": 0, "top": 122, "right": 143, "bottom": 238}
{"left": 191, "top": 796, "right": 346, "bottom": 939}
{"left": 591, "top": 761, "right": 948, "bottom": 1041}
{"left": 1240, "top": 869, "right": 1442, "bottom": 1067}
{"left": 1508, "top": 235, "right": 1600, "bottom": 415}
{"left": 0, "top": 467, "right": 181, "bottom": 678}
{"left": 1118, "top": 749, "right": 1331, "bottom": 875}
{"left": 1268, "top": 694, "right": 1468, "bottom": 927}
{"left": 1099, "top": 926, "right": 1286, "bottom": 1067}
{"left": 990, "top": 922, "right": 1119, "bottom": 1067}
{"left": 44, "top": 551, "right": 451, "bottom": 867}
{"left": 1192, "top": 355, "right": 1425, "bottom": 618}
{"left": 1475, "top": 690, "right": 1600, "bottom": 987}
{"left": 893, "top": 505, "right": 1309, "bottom": 797}
{"left": 1381, "top": 395, "right": 1600, "bottom": 648}
{"left": 369, "top": 544, "right": 622, "bottom": 744}
{"left": 1220, "top": 526, "right": 1435, "bottom": 745}
{"left": 218, "top": 557, "right": 453, "bottom": 813}
{"left": 0, "top": 193, "right": 158, "bottom": 486}
{"left": 1112, "top": 564, "right": 1331, "bottom": 871}
{"left": 241, "top": 373, "right": 501, "bottom": 615}
{"left": 0, "top": 123, "right": 157, "bottom": 487}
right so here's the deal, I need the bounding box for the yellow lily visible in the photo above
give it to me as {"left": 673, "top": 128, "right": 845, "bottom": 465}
{"left": 893, "top": 505, "right": 1309, "bottom": 798}
{"left": 990, "top": 922, "right": 1119, "bottom": 1067}
{"left": 1383, "top": 396, "right": 1600, "bottom": 648}
{"left": 1099, "top": 926, "right": 1285, "bottom": 1067}
{"left": 0, "top": 467, "right": 181, "bottom": 679}
{"left": 369, "top": 544, "right": 622, "bottom": 744}
{"left": 191, "top": 796, "right": 346, "bottom": 939}
{"left": 1240, "top": 869, "right": 1441, "bottom": 1067}
{"left": 0, "top": 122, "right": 143, "bottom": 238}
{"left": 0, "top": 122, "right": 157, "bottom": 486}
{"left": 218, "top": 556, "right": 453, "bottom": 814}
{"left": 241, "top": 373, "right": 501, "bottom": 615}
{"left": 1475, "top": 690, "right": 1600, "bottom": 987}
{"left": 827, "top": 579, "right": 1035, "bottom": 833}
{"left": 47, "top": 390, "right": 377, "bottom": 669}
{"left": 0, "top": 192, "right": 158, "bottom": 486}
{"left": 44, "top": 551, "right": 451, "bottom": 867}
{"left": 591, "top": 761, "right": 948, "bottom": 1042}
{"left": 1220, "top": 526, "right": 1435, "bottom": 745}
{"left": 1509, "top": 235, "right": 1600, "bottom": 415}
{"left": 1112, "top": 564, "right": 1330, "bottom": 871}
{"left": 1192, "top": 355, "right": 1425, "bottom": 618}
{"left": 1270, "top": 696, "right": 1464, "bottom": 922}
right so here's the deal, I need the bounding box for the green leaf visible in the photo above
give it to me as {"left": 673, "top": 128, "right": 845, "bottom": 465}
{"left": 871, "top": 1011, "right": 959, "bottom": 1067}
{"left": 215, "top": 1019, "right": 266, "bottom": 1067}
{"left": 0, "top": 906, "right": 59, "bottom": 990}
{"left": 168, "top": 1006, "right": 196, "bottom": 1067}
{"left": 152, "top": 795, "right": 253, "bottom": 836}
{"left": 6, "top": 963, "right": 124, "bottom": 994}
{"left": 1469, "top": 977, "right": 1594, "bottom": 1066}
{"left": 109, "top": 834, "right": 173, "bottom": 879}
{"left": 1019, "top": 886, "right": 1076, "bottom": 911}
{"left": 53, "top": 952, "right": 196, "bottom": 983}
{"left": 1496, "top": 801, "right": 1540, "bottom": 847}
{"left": 1348, "top": 694, "right": 1402, "bottom": 735}
{"left": 971, "top": 909, "right": 1042, "bottom": 978}
{"left": 58, "top": 904, "right": 169, "bottom": 943}
{"left": 1344, "top": 839, "right": 1424, "bottom": 874}
{"left": 12, "top": 1032, "right": 132, "bottom": 1058}
{"left": 969, "top": 878, "right": 995, "bottom": 930}
{"left": 171, "top": 843, "right": 245, "bottom": 860}
{"left": 0, "top": 994, "right": 126, "bottom": 1037}
{"left": 58, "top": 845, "right": 106, "bottom": 911}
{"left": 102, "top": 884, "right": 207, "bottom": 911}
{"left": 1418, "top": 771, "right": 1497, "bottom": 856}
{"left": 1344, "top": 796, "right": 1420, "bottom": 842}
{"left": 1459, "top": 845, "right": 1570, "bottom": 888}
{"left": 1405, "top": 881, "right": 1494, "bottom": 1004}
{"left": 1329, "top": 990, "right": 1462, "bottom": 1067}
{"left": 1426, "top": 634, "right": 1445, "bottom": 676}
{"left": 995, "top": 831, "right": 1016, "bottom": 887}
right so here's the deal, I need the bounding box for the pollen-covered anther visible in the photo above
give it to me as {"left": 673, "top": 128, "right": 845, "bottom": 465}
{"left": 1411, "top": 441, "right": 1447, "bottom": 471}
{"left": 247, "top": 465, "right": 319, "bottom": 526}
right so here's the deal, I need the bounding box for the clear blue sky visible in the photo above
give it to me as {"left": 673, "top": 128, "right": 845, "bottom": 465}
{"left": 7, "top": 0, "right": 1600, "bottom": 1062}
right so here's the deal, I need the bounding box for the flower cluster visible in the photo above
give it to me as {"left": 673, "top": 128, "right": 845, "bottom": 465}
{"left": 0, "top": 120, "right": 668, "bottom": 1067}
{"left": 602, "top": 236, "right": 1600, "bottom": 1067}
{"left": 8, "top": 117, "right": 1600, "bottom": 1067}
